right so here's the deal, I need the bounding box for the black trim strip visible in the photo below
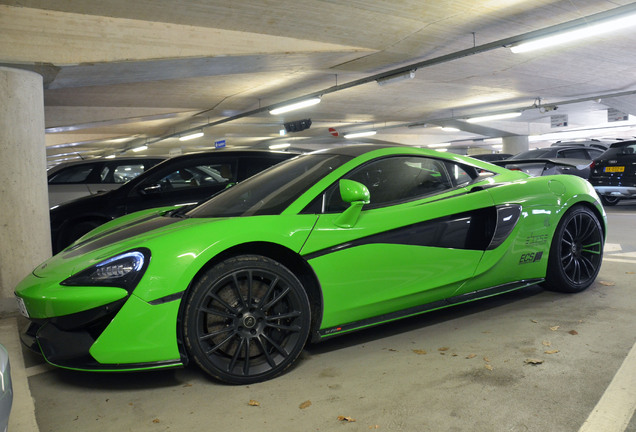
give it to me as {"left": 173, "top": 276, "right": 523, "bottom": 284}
{"left": 317, "top": 279, "right": 543, "bottom": 338}
{"left": 148, "top": 291, "right": 185, "bottom": 305}
{"left": 304, "top": 207, "right": 497, "bottom": 260}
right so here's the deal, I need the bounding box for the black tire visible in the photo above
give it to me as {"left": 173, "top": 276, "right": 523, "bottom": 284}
{"left": 544, "top": 205, "right": 603, "bottom": 293}
{"left": 600, "top": 195, "right": 620, "bottom": 206}
{"left": 183, "top": 255, "right": 311, "bottom": 384}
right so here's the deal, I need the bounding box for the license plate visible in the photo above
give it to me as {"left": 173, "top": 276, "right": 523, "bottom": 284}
{"left": 15, "top": 297, "right": 29, "bottom": 318}
{"left": 604, "top": 166, "right": 625, "bottom": 173}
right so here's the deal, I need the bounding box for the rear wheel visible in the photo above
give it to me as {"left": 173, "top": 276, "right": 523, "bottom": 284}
{"left": 183, "top": 255, "right": 311, "bottom": 384}
{"left": 544, "top": 205, "right": 603, "bottom": 293}
{"left": 600, "top": 195, "right": 620, "bottom": 206}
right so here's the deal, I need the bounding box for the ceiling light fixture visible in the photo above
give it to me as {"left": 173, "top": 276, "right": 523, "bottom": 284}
{"left": 441, "top": 127, "right": 460, "bottom": 132}
{"left": 269, "top": 143, "right": 291, "bottom": 150}
{"left": 466, "top": 112, "right": 522, "bottom": 123}
{"left": 179, "top": 131, "right": 204, "bottom": 141}
{"left": 428, "top": 143, "right": 451, "bottom": 148}
{"left": 510, "top": 12, "right": 636, "bottom": 53}
{"left": 269, "top": 97, "right": 321, "bottom": 115}
{"left": 132, "top": 145, "right": 148, "bottom": 152}
{"left": 376, "top": 70, "right": 416, "bottom": 86}
{"left": 344, "top": 130, "right": 377, "bottom": 139}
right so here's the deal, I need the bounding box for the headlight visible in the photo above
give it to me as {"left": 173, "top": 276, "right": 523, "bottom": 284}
{"left": 61, "top": 248, "right": 150, "bottom": 292}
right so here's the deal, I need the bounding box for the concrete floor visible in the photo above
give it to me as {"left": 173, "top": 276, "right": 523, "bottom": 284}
{"left": 6, "top": 202, "right": 636, "bottom": 432}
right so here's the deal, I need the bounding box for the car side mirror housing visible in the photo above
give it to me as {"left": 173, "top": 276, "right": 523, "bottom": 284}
{"left": 334, "top": 179, "right": 370, "bottom": 228}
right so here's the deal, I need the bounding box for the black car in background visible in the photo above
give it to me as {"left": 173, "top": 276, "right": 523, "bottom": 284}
{"left": 50, "top": 150, "right": 298, "bottom": 253}
{"left": 589, "top": 140, "right": 636, "bottom": 206}
{"left": 497, "top": 145, "right": 605, "bottom": 178}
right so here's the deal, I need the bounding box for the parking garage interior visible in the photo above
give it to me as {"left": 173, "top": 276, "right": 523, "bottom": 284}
{"left": 1, "top": 1, "right": 636, "bottom": 431}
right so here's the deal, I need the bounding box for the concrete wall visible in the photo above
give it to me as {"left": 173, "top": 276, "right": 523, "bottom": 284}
{"left": 0, "top": 67, "right": 50, "bottom": 314}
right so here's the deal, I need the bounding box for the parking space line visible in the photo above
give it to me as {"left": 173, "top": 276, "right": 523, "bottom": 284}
{"left": 579, "top": 339, "right": 636, "bottom": 432}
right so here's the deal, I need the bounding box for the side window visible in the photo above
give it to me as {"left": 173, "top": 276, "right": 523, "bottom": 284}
{"left": 154, "top": 162, "right": 237, "bottom": 191}
{"left": 100, "top": 163, "right": 148, "bottom": 184}
{"left": 559, "top": 149, "right": 588, "bottom": 159}
{"left": 48, "top": 165, "right": 95, "bottom": 184}
{"left": 325, "top": 156, "right": 461, "bottom": 212}
{"left": 586, "top": 149, "right": 604, "bottom": 159}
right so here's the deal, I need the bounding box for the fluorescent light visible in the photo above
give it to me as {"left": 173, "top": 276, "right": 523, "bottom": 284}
{"left": 269, "top": 143, "right": 291, "bottom": 150}
{"left": 279, "top": 128, "right": 286, "bottom": 136}
{"left": 344, "top": 130, "right": 377, "bottom": 139}
{"left": 132, "top": 145, "right": 148, "bottom": 152}
{"left": 428, "top": 143, "right": 451, "bottom": 148}
{"left": 269, "top": 97, "right": 321, "bottom": 115}
{"left": 510, "top": 12, "right": 636, "bottom": 53}
{"left": 441, "top": 127, "right": 460, "bottom": 132}
{"left": 179, "top": 131, "right": 204, "bottom": 141}
{"left": 105, "top": 155, "right": 116, "bottom": 159}
{"left": 435, "top": 148, "right": 448, "bottom": 152}
{"left": 466, "top": 112, "right": 521, "bottom": 123}
{"left": 376, "top": 70, "right": 416, "bottom": 86}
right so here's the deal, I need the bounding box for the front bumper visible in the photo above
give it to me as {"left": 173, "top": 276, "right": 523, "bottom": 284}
{"left": 593, "top": 186, "right": 636, "bottom": 198}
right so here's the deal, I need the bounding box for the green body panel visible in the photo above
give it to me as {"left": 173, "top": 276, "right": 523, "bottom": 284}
{"left": 310, "top": 244, "right": 483, "bottom": 328}
{"left": 89, "top": 294, "right": 181, "bottom": 364}
{"left": 15, "top": 273, "right": 128, "bottom": 318}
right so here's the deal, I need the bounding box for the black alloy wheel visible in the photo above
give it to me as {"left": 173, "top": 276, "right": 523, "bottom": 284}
{"left": 600, "top": 195, "right": 620, "bottom": 206}
{"left": 183, "top": 255, "right": 311, "bottom": 384}
{"left": 544, "top": 205, "right": 604, "bottom": 293}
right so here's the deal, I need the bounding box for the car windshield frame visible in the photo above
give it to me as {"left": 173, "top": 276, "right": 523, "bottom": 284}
{"left": 186, "top": 153, "right": 353, "bottom": 218}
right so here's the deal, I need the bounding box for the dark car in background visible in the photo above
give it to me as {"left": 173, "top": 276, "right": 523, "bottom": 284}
{"left": 470, "top": 153, "right": 513, "bottom": 162}
{"left": 589, "top": 140, "right": 636, "bottom": 206}
{"left": 496, "top": 145, "right": 605, "bottom": 178}
{"left": 48, "top": 157, "right": 165, "bottom": 207}
{"left": 50, "top": 150, "right": 297, "bottom": 253}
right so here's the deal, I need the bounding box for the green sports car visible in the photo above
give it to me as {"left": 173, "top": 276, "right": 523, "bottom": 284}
{"left": 15, "top": 144, "right": 606, "bottom": 384}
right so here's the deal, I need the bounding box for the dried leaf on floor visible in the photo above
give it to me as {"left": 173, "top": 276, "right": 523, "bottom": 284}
{"left": 524, "top": 358, "right": 544, "bottom": 365}
{"left": 485, "top": 364, "right": 494, "bottom": 371}
{"left": 530, "top": 319, "right": 538, "bottom": 323}
{"left": 299, "top": 400, "right": 312, "bottom": 409}
{"left": 550, "top": 326, "right": 560, "bottom": 331}
{"left": 438, "top": 347, "right": 450, "bottom": 352}
{"left": 483, "top": 356, "right": 490, "bottom": 362}
{"left": 569, "top": 330, "right": 579, "bottom": 335}
{"left": 338, "top": 415, "right": 356, "bottom": 422}
{"left": 369, "top": 426, "right": 380, "bottom": 429}
{"left": 544, "top": 349, "right": 560, "bottom": 354}
{"left": 152, "top": 419, "right": 160, "bottom": 424}
{"left": 626, "top": 272, "right": 635, "bottom": 275}
{"left": 412, "top": 349, "right": 427, "bottom": 355}
{"left": 599, "top": 281, "right": 615, "bottom": 286}
{"left": 466, "top": 353, "right": 477, "bottom": 359}
{"left": 248, "top": 400, "right": 260, "bottom": 407}
{"left": 542, "top": 341, "right": 551, "bottom": 346}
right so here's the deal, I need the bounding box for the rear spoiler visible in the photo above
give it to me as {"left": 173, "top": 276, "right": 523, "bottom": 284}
{"left": 491, "top": 158, "right": 591, "bottom": 170}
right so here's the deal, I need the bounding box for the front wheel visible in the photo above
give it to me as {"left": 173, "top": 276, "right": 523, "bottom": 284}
{"left": 544, "top": 205, "right": 603, "bottom": 293}
{"left": 183, "top": 255, "right": 311, "bottom": 384}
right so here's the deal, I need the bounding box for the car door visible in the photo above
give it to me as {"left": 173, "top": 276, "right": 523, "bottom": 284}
{"left": 125, "top": 156, "right": 238, "bottom": 214}
{"left": 86, "top": 159, "right": 162, "bottom": 194}
{"left": 299, "top": 155, "right": 497, "bottom": 331}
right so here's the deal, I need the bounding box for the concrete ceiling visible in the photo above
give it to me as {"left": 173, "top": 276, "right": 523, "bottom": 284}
{"left": 3, "top": 0, "right": 636, "bottom": 164}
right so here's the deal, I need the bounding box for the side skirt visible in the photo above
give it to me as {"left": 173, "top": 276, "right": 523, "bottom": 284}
{"left": 314, "top": 279, "right": 544, "bottom": 340}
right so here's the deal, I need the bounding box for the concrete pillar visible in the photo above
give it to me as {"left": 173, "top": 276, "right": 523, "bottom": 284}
{"left": 0, "top": 67, "right": 50, "bottom": 314}
{"left": 502, "top": 135, "right": 529, "bottom": 155}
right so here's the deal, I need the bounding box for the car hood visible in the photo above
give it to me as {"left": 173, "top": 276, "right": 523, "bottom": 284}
{"left": 33, "top": 209, "right": 215, "bottom": 279}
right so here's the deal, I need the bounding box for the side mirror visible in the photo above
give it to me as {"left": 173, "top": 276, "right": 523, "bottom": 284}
{"left": 339, "top": 179, "right": 370, "bottom": 204}
{"left": 334, "top": 180, "right": 370, "bottom": 228}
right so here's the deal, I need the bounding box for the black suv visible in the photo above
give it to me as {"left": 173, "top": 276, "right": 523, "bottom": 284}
{"left": 589, "top": 140, "right": 636, "bottom": 206}
{"left": 50, "top": 149, "right": 297, "bottom": 253}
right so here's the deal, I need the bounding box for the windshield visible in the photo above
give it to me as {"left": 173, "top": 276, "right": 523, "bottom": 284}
{"left": 187, "top": 153, "right": 352, "bottom": 218}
